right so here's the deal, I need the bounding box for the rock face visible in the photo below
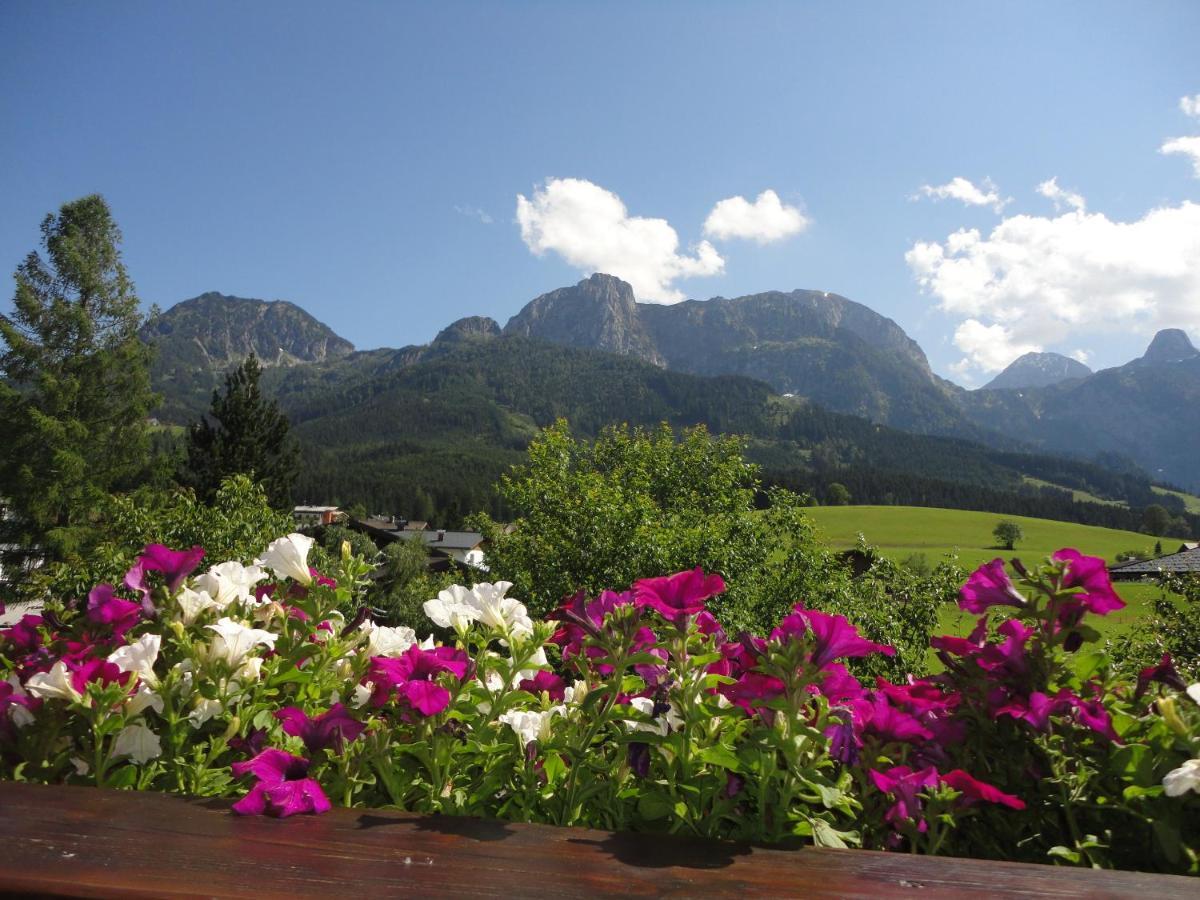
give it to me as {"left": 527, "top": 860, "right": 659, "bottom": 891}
{"left": 982, "top": 352, "right": 1093, "bottom": 390}
{"left": 1134, "top": 328, "right": 1199, "bottom": 366}
{"left": 434, "top": 316, "right": 502, "bottom": 344}
{"left": 504, "top": 274, "right": 967, "bottom": 435}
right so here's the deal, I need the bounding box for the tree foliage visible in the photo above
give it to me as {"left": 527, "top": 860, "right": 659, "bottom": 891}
{"left": 992, "top": 519, "right": 1024, "bottom": 550}
{"left": 0, "top": 195, "right": 156, "bottom": 558}
{"left": 183, "top": 354, "right": 299, "bottom": 509}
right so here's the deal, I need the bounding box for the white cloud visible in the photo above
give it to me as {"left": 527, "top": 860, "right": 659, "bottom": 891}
{"left": 702, "top": 189, "right": 810, "bottom": 244}
{"left": 1069, "top": 349, "right": 1091, "bottom": 365}
{"left": 1181, "top": 94, "right": 1200, "bottom": 119}
{"left": 454, "top": 205, "right": 493, "bottom": 224}
{"left": 516, "top": 177, "right": 724, "bottom": 303}
{"left": 1162, "top": 136, "right": 1200, "bottom": 177}
{"left": 907, "top": 198, "right": 1200, "bottom": 377}
{"left": 915, "top": 177, "right": 1009, "bottom": 213}
{"left": 1036, "top": 177, "right": 1086, "bottom": 212}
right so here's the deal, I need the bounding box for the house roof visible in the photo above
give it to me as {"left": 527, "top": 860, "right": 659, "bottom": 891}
{"left": 395, "top": 530, "right": 484, "bottom": 551}
{"left": 1109, "top": 547, "right": 1200, "bottom": 575}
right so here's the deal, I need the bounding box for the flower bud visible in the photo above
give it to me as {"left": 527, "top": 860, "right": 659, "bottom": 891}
{"left": 1158, "top": 697, "right": 1190, "bottom": 738}
{"left": 222, "top": 715, "right": 242, "bottom": 741}
{"left": 341, "top": 540, "right": 352, "bottom": 562}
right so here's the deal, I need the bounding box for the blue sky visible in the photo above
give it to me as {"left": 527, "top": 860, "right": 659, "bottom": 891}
{"left": 2, "top": 1, "right": 1199, "bottom": 385}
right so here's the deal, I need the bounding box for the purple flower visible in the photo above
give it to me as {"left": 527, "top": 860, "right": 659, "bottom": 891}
{"left": 719, "top": 671, "right": 786, "bottom": 713}
{"left": 1136, "top": 653, "right": 1189, "bottom": 699}
{"left": 518, "top": 670, "right": 567, "bottom": 702}
{"left": 869, "top": 765, "right": 940, "bottom": 830}
{"left": 86, "top": 584, "right": 142, "bottom": 640}
{"left": 231, "top": 749, "right": 331, "bottom": 818}
{"left": 862, "top": 694, "right": 934, "bottom": 745}
{"left": 1070, "top": 694, "right": 1122, "bottom": 743}
{"left": 978, "top": 618, "right": 1034, "bottom": 678}
{"left": 2, "top": 614, "right": 46, "bottom": 654}
{"left": 634, "top": 568, "right": 725, "bottom": 627}
{"left": 627, "top": 741, "right": 651, "bottom": 778}
{"left": 68, "top": 657, "right": 131, "bottom": 695}
{"left": 1052, "top": 549, "right": 1125, "bottom": 616}
{"left": 958, "top": 559, "right": 1027, "bottom": 614}
{"left": 941, "top": 770, "right": 1025, "bottom": 810}
{"left": 137, "top": 544, "right": 205, "bottom": 594}
{"left": 228, "top": 727, "right": 269, "bottom": 758}
{"left": 994, "top": 690, "right": 1067, "bottom": 731}
{"left": 825, "top": 710, "right": 860, "bottom": 765}
{"left": 723, "top": 771, "right": 745, "bottom": 799}
{"left": 275, "top": 704, "right": 366, "bottom": 754}
{"left": 367, "top": 645, "right": 469, "bottom": 716}
{"left": 773, "top": 604, "right": 895, "bottom": 669}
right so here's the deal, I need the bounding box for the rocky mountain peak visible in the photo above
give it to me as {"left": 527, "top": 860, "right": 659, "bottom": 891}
{"left": 1138, "top": 328, "right": 1199, "bottom": 365}
{"left": 981, "top": 351, "right": 1092, "bottom": 391}
{"left": 434, "top": 316, "right": 502, "bottom": 344}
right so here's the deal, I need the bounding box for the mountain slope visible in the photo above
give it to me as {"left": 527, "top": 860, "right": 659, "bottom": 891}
{"left": 982, "top": 352, "right": 1092, "bottom": 390}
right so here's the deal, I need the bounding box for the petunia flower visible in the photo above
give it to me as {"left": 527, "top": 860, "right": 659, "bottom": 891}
{"left": 1164, "top": 759, "right": 1200, "bottom": 797}
{"left": 111, "top": 722, "right": 162, "bottom": 764}
{"left": 634, "top": 568, "right": 725, "bottom": 628}
{"left": 174, "top": 586, "right": 219, "bottom": 625}
{"left": 107, "top": 633, "right": 162, "bottom": 687}
{"left": 862, "top": 693, "right": 934, "bottom": 745}
{"left": 275, "top": 704, "right": 365, "bottom": 754}
{"left": 519, "top": 670, "right": 567, "bottom": 702}
{"left": 2, "top": 613, "right": 45, "bottom": 654}
{"left": 423, "top": 585, "right": 481, "bottom": 631}
{"left": 24, "top": 661, "right": 84, "bottom": 703}
{"left": 358, "top": 621, "right": 417, "bottom": 658}
{"left": 958, "top": 559, "right": 1027, "bottom": 614}
{"left": 773, "top": 604, "right": 895, "bottom": 669}
{"left": 498, "top": 706, "right": 564, "bottom": 749}
{"left": 193, "top": 561, "right": 268, "bottom": 610}
{"left": 137, "top": 543, "right": 206, "bottom": 594}
{"left": 941, "top": 769, "right": 1025, "bottom": 809}
{"left": 1135, "top": 654, "right": 1188, "bottom": 699}
{"left": 627, "top": 741, "right": 651, "bottom": 778}
{"left": 231, "top": 749, "right": 331, "bottom": 818}
{"left": 869, "top": 765, "right": 941, "bottom": 830}
{"left": 256, "top": 534, "right": 316, "bottom": 586}
{"left": 1052, "top": 549, "right": 1125, "bottom": 615}
{"left": 86, "top": 584, "right": 142, "bottom": 640}
{"left": 367, "top": 644, "right": 470, "bottom": 716}
{"left": 205, "top": 617, "right": 279, "bottom": 667}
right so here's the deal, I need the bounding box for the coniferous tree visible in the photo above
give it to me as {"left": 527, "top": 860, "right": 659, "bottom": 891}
{"left": 183, "top": 354, "right": 299, "bottom": 509}
{"left": 0, "top": 195, "right": 156, "bottom": 559}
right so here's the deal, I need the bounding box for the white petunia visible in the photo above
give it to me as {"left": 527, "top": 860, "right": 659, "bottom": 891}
{"left": 352, "top": 682, "right": 374, "bottom": 708}
{"left": 24, "top": 661, "right": 82, "bottom": 704}
{"left": 174, "top": 586, "right": 219, "bottom": 625}
{"left": 111, "top": 723, "right": 162, "bottom": 764}
{"left": 189, "top": 697, "right": 224, "bottom": 728}
{"left": 1164, "top": 759, "right": 1200, "bottom": 797}
{"left": 5, "top": 676, "right": 33, "bottom": 728}
{"left": 1187, "top": 683, "right": 1200, "bottom": 706}
{"left": 126, "top": 682, "right": 164, "bottom": 717}
{"left": 107, "top": 633, "right": 162, "bottom": 687}
{"left": 256, "top": 533, "right": 315, "bottom": 586}
{"left": 563, "top": 680, "right": 588, "bottom": 706}
{"left": 193, "top": 561, "right": 267, "bottom": 610}
{"left": 468, "top": 582, "right": 534, "bottom": 638}
{"left": 625, "top": 696, "right": 684, "bottom": 736}
{"left": 205, "top": 617, "right": 279, "bottom": 667}
{"left": 232, "top": 656, "right": 264, "bottom": 684}
{"left": 360, "top": 621, "right": 417, "bottom": 658}
{"left": 498, "top": 707, "right": 564, "bottom": 749}
{"left": 423, "top": 585, "right": 479, "bottom": 631}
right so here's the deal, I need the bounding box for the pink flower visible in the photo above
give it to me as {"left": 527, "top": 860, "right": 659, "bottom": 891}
{"left": 634, "top": 568, "right": 725, "bottom": 627}
{"left": 367, "top": 645, "right": 469, "bottom": 716}
{"left": 1136, "top": 654, "right": 1188, "bottom": 698}
{"left": 862, "top": 694, "right": 934, "bottom": 745}
{"left": 137, "top": 544, "right": 205, "bottom": 595}
{"left": 719, "top": 671, "right": 786, "bottom": 713}
{"left": 518, "top": 670, "right": 567, "bottom": 702}
{"left": 86, "top": 584, "right": 142, "bottom": 640}
{"left": 958, "top": 559, "right": 1027, "bottom": 614}
{"left": 941, "top": 769, "right": 1025, "bottom": 810}
{"left": 977, "top": 618, "right": 1035, "bottom": 678}
{"left": 772, "top": 604, "right": 895, "bottom": 669}
{"left": 231, "top": 749, "right": 331, "bottom": 817}
{"left": 2, "top": 614, "right": 45, "bottom": 654}
{"left": 869, "top": 765, "right": 940, "bottom": 830}
{"left": 1052, "top": 549, "right": 1125, "bottom": 616}
{"left": 275, "top": 704, "right": 365, "bottom": 754}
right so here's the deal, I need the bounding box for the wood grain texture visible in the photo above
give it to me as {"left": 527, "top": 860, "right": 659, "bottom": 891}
{"left": 0, "top": 781, "right": 1193, "bottom": 898}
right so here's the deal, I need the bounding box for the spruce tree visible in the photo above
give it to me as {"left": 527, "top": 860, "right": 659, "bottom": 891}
{"left": 183, "top": 354, "right": 299, "bottom": 509}
{"left": 0, "top": 195, "right": 156, "bottom": 558}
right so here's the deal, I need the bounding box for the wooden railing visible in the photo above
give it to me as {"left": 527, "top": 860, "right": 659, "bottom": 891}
{"left": 0, "top": 781, "right": 1193, "bottom": 898}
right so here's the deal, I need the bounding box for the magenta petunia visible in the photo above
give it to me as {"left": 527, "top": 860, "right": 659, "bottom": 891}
{"left": 993, "top": 690, "right": 1068, "bottom": 731}
{"left": 958, "top": 559, "right": 1027, "bottom": 614}
{"left": 518, "top": 670, "right": 567, "bottom": 702}
{"left": 869, "top": 765, "right": 940, "bottom": 830}
{"left": 2, "top": 614, "right": 46, "bottom": 654}
{"left": 773, "top": 604, "right": 896, "bottom": 669}
{"left": 1070, "top": 695, "right": 1122, "bottom": 743}
{"left": 719, "top": 671, "right": 786, "bottom": 713}
{"left": 231, "top": 749, "right": 331, "bottom": 818}
{"left": 137, "top": 544, "right": 205, "bottom": 594}
{"left": 1135, "top": 653, "right": 1188, "bottom": 698}
{"left": 941, "top": 769, "right": 1026, "bottom": 810}
{"left": 367, "top": 645, "right": 469, "bottom": 716}
{"left": 862, "top": 694, "right": 934, "bottom": 745}
{"left": 275, "top": 704, "right": 365, "bottom": 754}
{"left": 1052, "top": 549, "right": 1125, "bottom": 616}
{"left": 977, "top": 618, "right": 1035, "bottom": 678}
{"left": 86, "top": 584, "right": 142, "bottom": 640}
{"left": 634, "top": 568, "right": 725, "bottom": 627}
{"left": 67, "top": 657, "right": 131, "bottom": 695}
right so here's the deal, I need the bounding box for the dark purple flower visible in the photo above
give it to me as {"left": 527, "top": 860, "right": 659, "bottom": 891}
{"left": 137, "top": 544, "right": 205, "bottom": 594}
{"left": 1135, "top": 653, "right": 1188, "bottom": 699}
{"left": 826, "top": 710, "right": 860, "bottom": 765}
{"left": 1070, "top": 695, "right": 1122, "bottom": 743}
{"left": 634, "top": 568, "right": 725, "bottom": 627}
{"left": 228, "top": 727, "right": 269, "bottom": 758}
{"left": 723, "top": 771, "right": 745, "bottom": 799}
{"left": 694, "top": 610, "right": 727, "bottom": 643}
{"left": 994, "top": 690, "right": 1066, "bottom": 731}
{"left": 518, "top": 670, "right": 567, "bottom": 702}
{"left": 86, "top": 584, "right": 142, "bottom": 640}
{"left": 122, "top": 563, "right": 155, "bottom": 618}
{"left": 275, "top": 704, "right": 366, "bottom": 754}
{"left": 627, "top": 741, "right": 651, "bottom": 778}
{"left": 773, "top": 604, "right": 895, "bottom": 669}
{"left": 958, "top": 559, "right": 1027, "bottom": 614}
{"left": 231, "top": 749, "right": 331, "bottom": 817}
{"left": 1052, "top": 549, "right": 1125, "bottom": 615}
{"left": 941, "top": 770, "right": 1025, "bottom": 810}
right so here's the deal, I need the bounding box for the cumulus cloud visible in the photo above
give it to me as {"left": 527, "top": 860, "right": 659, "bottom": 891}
{"left": 516, "top": 177, "right": 724, "bottom": 303}
{"left": 914, "top": 177, "right": 1009, "bottom": 213}
{"left": 1036, "top": 177, "right": 1086, "bottom": 212}
{"left": 1069, "top": 349, "right": 1091, "bottom": 365}
{"left": 1162, "top": 136, "right": 1200, "bottom": 177}
{"left": 1181, "top": 94, "right": 1200, "bottom": 118}
{"left": 702, "top": 189, "right": 810, "bottom": 244}
{"left": 907, "top": 199, "right": 1200, "bottom": 377}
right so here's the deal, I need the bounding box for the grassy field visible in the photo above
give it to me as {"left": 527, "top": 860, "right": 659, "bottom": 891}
{"left": 805, "top": 505, "right": 1165, "bottom": 638}
{"left": 1153, "top": 485, "right": 1200, "bottom": 515}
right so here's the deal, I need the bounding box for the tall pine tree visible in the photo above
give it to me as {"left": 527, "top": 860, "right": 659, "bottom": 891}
{"left": 183, "top": 354, "right": 299, "bottom": 509}
{"left": 0, "top": 195, "right": 156, "bottom": 559}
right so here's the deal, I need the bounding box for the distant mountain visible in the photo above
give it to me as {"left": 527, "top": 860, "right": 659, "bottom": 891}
{"left": 1131, "top": 328, "right": 1199, "bottom": 366}
{"left": 982, "top": 352, "right": 1092, "bottom": 390}
{"left": 142, "top": 292, "right": 355, "bottom": 421}
{"left": 506, "top": 274, "right": 972, "bottom": 437}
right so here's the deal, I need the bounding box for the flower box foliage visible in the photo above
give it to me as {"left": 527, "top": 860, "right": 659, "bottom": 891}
{"left": 1, "top": 534, "right": 1198, "bottom": 873}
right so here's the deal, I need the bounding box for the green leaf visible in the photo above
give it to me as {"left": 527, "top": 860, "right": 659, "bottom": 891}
{"left": 637, "top": 792, "right": 673, "bottom": 821}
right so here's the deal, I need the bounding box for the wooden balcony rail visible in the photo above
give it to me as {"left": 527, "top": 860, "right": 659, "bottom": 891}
{"left": 0, "top": 780, "right": 1194, "bottom": 898}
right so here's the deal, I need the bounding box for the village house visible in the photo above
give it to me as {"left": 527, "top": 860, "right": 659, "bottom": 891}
{"left": 1109, "top": 544, "right": 1200, "bottom": 581}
